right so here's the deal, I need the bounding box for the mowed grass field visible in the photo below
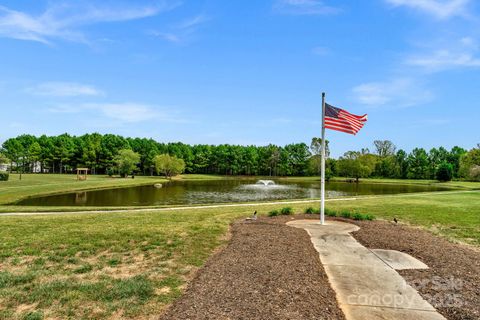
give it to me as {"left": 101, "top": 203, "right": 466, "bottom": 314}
{"left": 0, "top": 208, "right": 243, "bottom": 319}
{"left": 0, "top": 174, "right": 479, "bottom": 319}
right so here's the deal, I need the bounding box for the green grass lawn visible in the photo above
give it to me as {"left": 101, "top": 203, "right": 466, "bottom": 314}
{"left": 0, "top": 190, "right": 479, "bottom": 319}
{"left": 0, "top": 208, "right": 242, "bottom": 319}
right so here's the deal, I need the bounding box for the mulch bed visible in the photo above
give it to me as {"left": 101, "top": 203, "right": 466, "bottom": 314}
{"left": 160, "top": 215, "right": 346, "bottom": 320}
{"left": 160, "top": 215, "right": 480, "bottom": 320}
{"left": 351, "top": 219, "right": 480, "bottom": 320}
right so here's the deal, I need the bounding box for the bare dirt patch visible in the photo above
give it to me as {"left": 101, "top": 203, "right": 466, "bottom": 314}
{"left": 14, "top": 303, "right": 38, "bottom": 315}
{"left": 160, "top": 216, "right": 345, "bottom": 320}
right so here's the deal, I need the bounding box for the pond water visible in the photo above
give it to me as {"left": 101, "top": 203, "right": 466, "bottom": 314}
{"left": 16, "top": 179, "right": 451, "bottom": 207}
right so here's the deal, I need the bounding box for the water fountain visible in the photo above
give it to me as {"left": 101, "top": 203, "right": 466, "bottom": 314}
{"left": 256, "top": 180, "right": 276, "bottom": 186}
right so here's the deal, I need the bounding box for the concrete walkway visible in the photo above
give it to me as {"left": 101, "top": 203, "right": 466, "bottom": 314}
{"left": 287, "top": 220, "right": 446, "bottom": 320}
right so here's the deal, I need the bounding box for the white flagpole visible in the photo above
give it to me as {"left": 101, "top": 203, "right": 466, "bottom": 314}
{"left": 321, "top": 92, "right": 326, "bottom": 225}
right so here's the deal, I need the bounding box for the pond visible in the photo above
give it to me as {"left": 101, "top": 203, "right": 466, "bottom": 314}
{"left": 16, "top": 179, "right": 452, "bottom": 207}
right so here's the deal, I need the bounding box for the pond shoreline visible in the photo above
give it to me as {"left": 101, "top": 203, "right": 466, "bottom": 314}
{"left": 14, "top": 178, "right": 455, "bottom": 207}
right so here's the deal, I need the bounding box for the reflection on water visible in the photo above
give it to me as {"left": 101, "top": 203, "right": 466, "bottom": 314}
{"left": 75, "top": 192, "right": 87, "bottom": 205}
{"left": 17, "top": 179, "right": 452, "bottom": 207}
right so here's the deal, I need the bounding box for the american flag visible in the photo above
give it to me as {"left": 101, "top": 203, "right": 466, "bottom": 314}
{"left": 325, "top": 103, "right": 367, "bottom": 135}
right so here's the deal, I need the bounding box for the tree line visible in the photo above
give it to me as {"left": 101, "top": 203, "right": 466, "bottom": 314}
{"left": 331, "top": 141, "right": 479, "bottom": 182}
{"left": 1, "top": 133, "right": 479, "bottom": 181}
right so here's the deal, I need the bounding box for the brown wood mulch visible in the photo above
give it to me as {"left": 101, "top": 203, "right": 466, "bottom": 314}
{"left": 160, "top": 215, "right": 480, "bottom": 320}
{"left": 351, "top": 219, "right": 480, "bottom": 320}
{"left": 160, "top": 216, "right": 346, "bottom": 320}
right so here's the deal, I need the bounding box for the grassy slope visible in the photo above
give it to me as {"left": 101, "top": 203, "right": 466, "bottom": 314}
{"left": 0, "top": 191, "right": 479, "bottom": 319}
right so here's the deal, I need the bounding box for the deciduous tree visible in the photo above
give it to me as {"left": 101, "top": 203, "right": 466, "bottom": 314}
{"left": 459, "top": 148, "right": 480, "bottom": 179}
{"left": 373, "top": 140, "right": 396, "bottom": 157}
{"left": 114, "top": 149, "right": 140, "bottom": 177}
{"left": 154, "top": 154, "right": 186, "bottom": 178}
{"left": 0, "top": 153, "right": 9, "bottom": 165}
{"left": 336, "top": 152, "right": 376, "bottom": 182}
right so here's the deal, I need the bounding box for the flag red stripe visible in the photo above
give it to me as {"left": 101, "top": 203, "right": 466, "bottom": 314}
{"left": 344, "top": 112, "right": 367, "bottom": 121}
{"left": 325, "top": 117, "right": 363, "bottom": 131}
{"left": 340, "top": 114, "right": 363, "bottom": 126}
{"left": 324, "top": 119, "right": 359, "bottom": 133}
{"left": 338, "top": 111, "right": 366, "bottom": 126}
{"left": 325, "top": 119, "right": 357, "bottom": 131}
{"left": 332, "top": 119, "right": 363, "bottom": 131}
{"left": 325, "top": 124, "right": 357, "bottom": 134}
{"left": 340, "top": 109, "right": 367, "bottom": 121}
{"left": 325, "top": 126, "right": 356, "bottom": 134}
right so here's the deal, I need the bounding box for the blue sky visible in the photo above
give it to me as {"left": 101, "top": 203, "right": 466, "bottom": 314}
{"left": 0, "top": 0, "right": 479, "bottom": 157}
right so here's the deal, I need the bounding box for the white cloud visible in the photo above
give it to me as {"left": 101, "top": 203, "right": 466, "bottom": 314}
{"left": 86, "top": 103, "right": 159, "bottom": 123}
{"left": 48, "top": 103, "right": 185, "bottom": 123}
{"left": 176, "top": 14, "right": 210, "bottom": 30}
{"left": 273, "top": 0, "right": 339, "bottom": 15}
{"left": 385, "top": 0, "right": 470, "bottom": 19}
{"left": 150, "top": 14, "right": 210, "bottom": 44}
{"left": 27, "top": 82, "right": 102, "bottom": 97}
{"left": 405, "top": 37, "right": 480, "bottom": 71}
{"left": 407, "top": 50, "right": 480, "bottom": 70}
{"left": 0, "top": 1, "right": 179, "bottom": 44}
{"left": 352, "top": 78, "right": 434, "bottom": 108}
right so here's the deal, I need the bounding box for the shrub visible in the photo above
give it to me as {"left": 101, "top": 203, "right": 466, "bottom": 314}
{"left": 0, "top": 172, "right": 9, "bottom": 181}
{"left": 340, "top": 210, "right": 352, "bottom": 219}
{"left": 350, "top": 212, "right": 376, "bottom": 221}
{"left": 304, "top": 207, "right": 316, "bottom": 214}
{"left": 436, "top": 162, "right": 453, "bottom": 182}
{"left": 268, "top": 210, "right": 279, "bottom": 217}
{"left": 325, "top": 208, "right": 337, "bottom": 217}
{"left": 353, "top": 213, "right": 363, "bottom": 220}
{"left": 280, "top": 207, "right": 293, "bottom": 215}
